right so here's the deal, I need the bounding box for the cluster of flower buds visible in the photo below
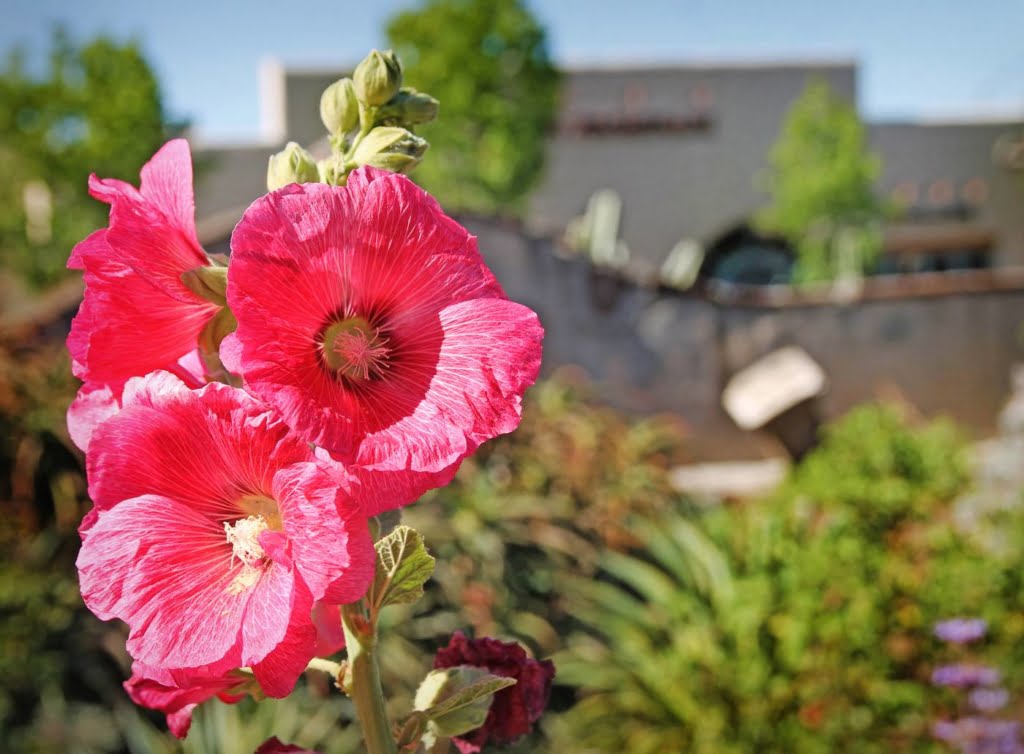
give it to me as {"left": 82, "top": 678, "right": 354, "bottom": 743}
{"left": 66, "top": 47, "right": 550, "bottom": 753}
{"left": 267, "top": 49, "right": 438, "bottom": 191}
{"left": 931, "top": 618, "right": 1022, "bottom": 754}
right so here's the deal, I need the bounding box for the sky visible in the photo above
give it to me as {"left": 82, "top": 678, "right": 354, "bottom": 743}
{"left": 4, "top": 0, "right": 1023, "bottom": 144}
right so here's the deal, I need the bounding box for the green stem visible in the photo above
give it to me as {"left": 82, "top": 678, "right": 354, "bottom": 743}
{"left": 342, "top": 601, "right": 397, "bottom": 754}
{"left": 306, "top": 657, "right": 343, "bottom": 678}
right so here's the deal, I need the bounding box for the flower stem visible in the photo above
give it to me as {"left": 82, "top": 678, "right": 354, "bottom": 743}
{"left": 306, "top": 657, "right": 343, "bottom": 678}
{"left": 341, "top": 600, "right": 397, "bottom": 754}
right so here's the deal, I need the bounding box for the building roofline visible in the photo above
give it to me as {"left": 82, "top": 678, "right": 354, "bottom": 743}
{"left": 272, "top": 54, "right": 859, "bottom": 80}
{"left": 557, "top": 54, "right": 858, "bottom": 73}
{"left": 870, "top": 111, "right": 1024, "bottom": 128}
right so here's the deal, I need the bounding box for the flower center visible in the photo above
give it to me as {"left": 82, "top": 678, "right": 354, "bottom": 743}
{"left": 320, "top": 317, "right": 391, "bottom": 380}
{"left": 224, "top": 515, "right": 268, "bottom": 568}
{"left": 223, "top": 509, "right": 275, "bottom": 594}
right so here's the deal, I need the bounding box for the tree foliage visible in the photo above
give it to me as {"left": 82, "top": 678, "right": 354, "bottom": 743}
{"left": 386, "top": 0, "right": 560, "bottom": 216}
{"left": 757, "top": 79, "right": 884, "bottom": 283}
{"left": 0, "top": 30, "right": 173, "bottom": 288}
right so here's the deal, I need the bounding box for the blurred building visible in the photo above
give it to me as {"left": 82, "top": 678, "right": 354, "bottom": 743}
{"left": 191, "top": 60, "right": 1024, "bottom": 457}
{"left": 195, "top": 58, "right": 1024, "bottom": 280}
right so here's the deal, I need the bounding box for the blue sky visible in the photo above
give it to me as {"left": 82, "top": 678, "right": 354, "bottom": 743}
{"left": 5, "top": 0, "right": 1023, "bottom": 143}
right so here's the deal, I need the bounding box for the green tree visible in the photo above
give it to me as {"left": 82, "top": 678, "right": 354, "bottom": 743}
{"left": 0, "top": 30, "right": 174, "bottom": 289}
{"left": 757, "top": 79, "right": 884, "bottom": 283}
{"left": 386, "top": 0, "right": 560, "bottom": 216}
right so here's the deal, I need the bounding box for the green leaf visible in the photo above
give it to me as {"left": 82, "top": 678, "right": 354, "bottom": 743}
{"left": 413, "top": 666, "right": 517, "bottom": 740}
{"left": 370, "top": 525, "right": 435, "bottom": 612}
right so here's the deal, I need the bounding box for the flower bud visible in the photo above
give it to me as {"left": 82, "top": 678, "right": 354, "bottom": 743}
{"left": 377, "top": 88, "right": 439, "bottom": 126}
{"left": 353, "top": 49, "right": 403, "bottom": 107}
{"left": 267, "top": 142, "right": 319, "bottom": 191}
{"left": 320, "top": 78, "right": 359, "bottom": 136}
{"left": 414, "top": 667, "right": 496, "bottom": 739}
{"left": 352, "top": 127, "right": 427, "bottom": 174}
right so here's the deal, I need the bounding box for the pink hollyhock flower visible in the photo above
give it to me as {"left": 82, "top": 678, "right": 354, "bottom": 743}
{"left": 77, "top": 372, "right": 375, "bottom": 698}
{"left": 67, "top": 139, "right": 222, "bottom": 446}
{"left": 124, "top": 662, "right": 249, "bottom": 738}
{"left": 226, "top": 168, "right": 543, "bottom": 514}
{"left": 433, "top": 631, "right": 555, "bottom": 753}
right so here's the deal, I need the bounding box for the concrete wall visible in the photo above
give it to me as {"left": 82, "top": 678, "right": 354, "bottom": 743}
{"left": 465, "top": 217, "right": 1024, "bottom": 459}
{"left": 527, "top": 63, "right": 858, "bottom": 274}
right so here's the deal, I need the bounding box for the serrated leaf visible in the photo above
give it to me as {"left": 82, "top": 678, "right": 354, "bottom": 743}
{"left": 370, "top": 525, "right": 435, "bottom": 612}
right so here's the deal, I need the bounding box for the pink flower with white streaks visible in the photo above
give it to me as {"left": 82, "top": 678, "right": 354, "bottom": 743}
{"left": 66, "top": 139, "right": 221, "bottom": 448}
{"left": 226, "top": 168, "right": 543, "bottom": 514}
{"left": 77, "top": 372, "right": 375, "bottom": 698}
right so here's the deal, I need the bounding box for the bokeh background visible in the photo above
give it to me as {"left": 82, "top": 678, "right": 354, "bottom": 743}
{"left": 3, "top": 1, "right": 1024, "bottom": 752}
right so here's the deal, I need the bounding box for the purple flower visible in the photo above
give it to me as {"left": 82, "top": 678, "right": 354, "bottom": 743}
{"left": 934, "top": 618, "right": 988, "bottom": 644}
{"left": 932, "top": 664, "right": 1001, "bottom": 688}
{"left": 932, "top": 717, "right": 1023, "bottom": 754}
{"left": 970, "top": 687, "right": 1011, "bottom": 713}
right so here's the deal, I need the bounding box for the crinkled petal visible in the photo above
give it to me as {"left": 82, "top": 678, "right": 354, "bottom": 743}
{"left": 77, "top": 494, "right": 246, "bottom": 673}
{"left": 243, "top": 552, "right": 316, "bottom": 698}
{"left": 68, "top": 232, "right": 217, "bottom": 384}
{"left": 67, "top": 381, "right": 122, "bottom": 453}
{"left": 87, "top": 374, "right": 310, "bottom": 515}
{"left": 312, "top": 602, "right": 346, "bottom": 657}
{"left": 88, "top": 139, "right": 208, "bottom": 300}
{"left": 273, "top": 462, "right": 375, "bottom": 603}
{"left": 124, "top": 663, "right": 242, "bottom": 739}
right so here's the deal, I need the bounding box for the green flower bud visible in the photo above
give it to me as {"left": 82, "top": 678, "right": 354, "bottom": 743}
{"left": 352, "top": 126, "right": 428, "bottom": 174}
{"left": 414, "top": 667, "right": 495, "bottom": 739}
{"left": 180, "top": 263, "right": 228, "bottom": 306}
{"left": 353, "top": 49, "right": 403, "bottom": 107}
{"left": 377, "top": 87, "right": 439, "bottom": 127}
{"left": 320, "top": 77, "right": 359, "bottom": 136}
{"left": 267, "top": 142, "right": 319, "bottom": 191}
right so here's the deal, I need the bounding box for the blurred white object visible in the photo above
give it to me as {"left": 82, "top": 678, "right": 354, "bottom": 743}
{"left": 722, "top": 346, "right": 826, "bottom": 430}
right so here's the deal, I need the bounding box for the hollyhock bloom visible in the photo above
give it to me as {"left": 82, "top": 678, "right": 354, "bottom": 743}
{"left": 934, "top": 617, "right": 988, "bottom": 645}
{"left": 67, "top": 139, "right": 221, "bottom": 447}
{"left": 227, "top": 168, "right": 543, "bottom": 514}
{"left": 77, "top": 372, "right": 375, "bottom": 698}
{"left": 433, "top": 631, "right": 555, "bottom": 753}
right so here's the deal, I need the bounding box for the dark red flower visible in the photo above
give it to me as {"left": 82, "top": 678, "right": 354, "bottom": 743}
{"left": 254, "top": 738, "right": 322, "bottom": 754}
{"left": 433, "top": 631, "right": 555, "bottom": 753}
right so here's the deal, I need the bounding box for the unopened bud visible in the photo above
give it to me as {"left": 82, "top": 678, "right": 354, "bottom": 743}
{"left": 353, "top": 49, "right": 403, "bottom": 107}
{"left": 414, "top": 667, "right": 495, "bottom": 739}
{"left": 320, "top": 78, "right": 359, "bottom": 136}
{"left": 267, "top": 142, "right": 319, "bottom": 191}
{"left": 180, "top": 264, "right": 228, "bottom": 306}
{"left": 378, "top": 88, "right": 439, "bottom": 126}
{"left": 352, "top": 127, "right": 427, "bottom": 174}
